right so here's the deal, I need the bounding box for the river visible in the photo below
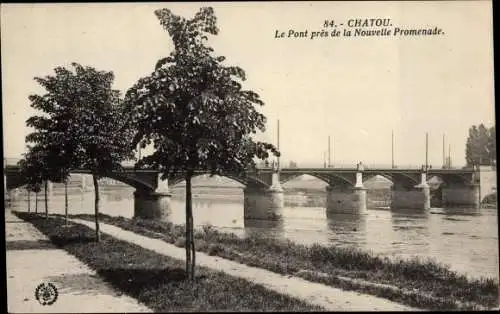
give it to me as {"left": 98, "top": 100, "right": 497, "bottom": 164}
{"left": 8, "top": 182, "right": 499, "bottom": 282}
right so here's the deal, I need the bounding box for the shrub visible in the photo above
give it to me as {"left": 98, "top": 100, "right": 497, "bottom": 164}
{"left": 202, "top": 223, "right": 214, "bottom": 235}
{"left": 174, "top": 237, "right": 186, "bottom": 248}
{"left": 207, "top": 243, "right": 223, "bottom": 256}
{"left": 196, "top": 239, "right": 209, "bottom": 252}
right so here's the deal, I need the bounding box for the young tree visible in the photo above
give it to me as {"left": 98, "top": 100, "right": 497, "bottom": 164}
{"left": 64, "top": 178, "right": 69, "bottom": 225}
{"left": 124, "top": 7, "right": 279, "bottom": 280}
{"left": 27, "top": 188, "right": 31, "bottom": 212}
{"left": 25, "top": 96, "right": 75, "bottom": 220}
{"left": 18, "top": 148, "right": 45, "bottom": 215}
{"left": 33, "top": 183, "right": 41, "bottom": 213}
{"left": 27, "top": 63, "right": 134, "bottom": 240}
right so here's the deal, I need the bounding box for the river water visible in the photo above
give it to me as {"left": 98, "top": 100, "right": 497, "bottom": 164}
{"left": 8, "top": 183, "right": 499, "bottom": 281}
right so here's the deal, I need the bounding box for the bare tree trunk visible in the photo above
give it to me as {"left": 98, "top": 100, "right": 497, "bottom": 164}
{"left": 190, "top": 212, "right": 195, "bottom": 278}
{"left": 187, "top": 174, "right": 196, "bottom": 279}
{"left": 185, "top": 174, "right": 192, "bottom": 280}
{"left": 65, "top": 179, "right": 68, "bottom": 226}
{"left": 93, "top": 175, "right": 100, "bottom": 242}
{"left": 35, "top": 192, "right": 38, "bottom": 213}
{"left": 44, "top": 181, "right": 48, "bottom": 218}
{"left": 27, "top": 190, "right": 31, "bottom": 213}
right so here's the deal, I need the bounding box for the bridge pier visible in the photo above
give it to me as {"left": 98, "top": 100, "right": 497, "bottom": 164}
{"left": 391, "top": 172, "right": 430, "bottom": 210}
{"left": 133, "top": 175, "right": 172, "bottom": 221}
{"left": 442, "top": 183, "right": 480, "bottom": 208}
{"left": 326, "top": 186, "right": 367, "bottom": 214}
{"left": 326, "top": 171, "right": 367, "bottom": 214}
{"left": 244, "top": 172, "right": 284, "bottom": 220}
{"left": 134, "top": 191, "right": 172, "bottom": 221}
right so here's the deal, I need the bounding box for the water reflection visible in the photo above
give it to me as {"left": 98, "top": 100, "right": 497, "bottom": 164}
{"left": 429, "top": 207, "right": 482, "bottom": 216}
{"left": 326, "top": 211, "right": 367, "bottom": 250}
{"left": 388, "top": 209, "right": 431, "bottom": 258}
{"left": 390, "top": 208, "right": 430, "bottom": 232}
{"left": 244, "top": 219, "right": 285, "bottom": 240}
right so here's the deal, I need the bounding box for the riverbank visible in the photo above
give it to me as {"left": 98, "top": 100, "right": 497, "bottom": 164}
{"left": 13, "top": 212, "right": 324, "bottom": 312}
{"left": 66, "top": 213, "right": 499, "bottom": 310}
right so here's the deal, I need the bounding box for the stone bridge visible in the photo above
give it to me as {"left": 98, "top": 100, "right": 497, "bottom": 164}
{"left": 4, "top": 163, "right": 496, "bottom": 220}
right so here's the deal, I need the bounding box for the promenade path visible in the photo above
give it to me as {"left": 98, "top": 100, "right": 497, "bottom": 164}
{"left": 70, "top": 217, "right": 419, "bottom": 311}
{"left": 5, "top": 210, "right": 152, "bottom": 313}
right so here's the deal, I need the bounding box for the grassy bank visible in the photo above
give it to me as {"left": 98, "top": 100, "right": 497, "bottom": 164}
{"left": 13, "top": 212, "right": 323, "bottom": 312}
{"left": 67, "top": 213, "right": 499, "bottom": 310}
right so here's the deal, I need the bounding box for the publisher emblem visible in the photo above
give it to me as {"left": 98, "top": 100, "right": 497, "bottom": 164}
{"left": 35, "top": 282, "right": 58, "bottom": 305}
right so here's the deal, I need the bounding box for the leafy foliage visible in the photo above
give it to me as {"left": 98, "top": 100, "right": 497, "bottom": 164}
{"left": 124, "top": 7, "right": 279, "bottom": 179}
{"left": 465, "top": 124, "right": 496, "bottom": 166}
{"left": 28, "top": 63, "right": 134, "bottom": 176}
{"left": 24, "top": 62, "right": 135, "bottom": 178}
{"left": 18, "top": 147, "right": 45, "bottom": 193}
{"left": 24, "top": 62, "right": 135, "bottom": 240}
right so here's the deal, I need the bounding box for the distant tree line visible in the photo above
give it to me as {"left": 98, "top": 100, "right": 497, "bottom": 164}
{"left": 465, "top": 124, "right": 496, "bottom": 166}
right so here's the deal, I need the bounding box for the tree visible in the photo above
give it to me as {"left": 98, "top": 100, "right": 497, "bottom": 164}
{"left": 27, "top": 187, "right": 31, "bottom": 213}
{"left": 289, "top": 160, "right": 298, "bottom": 168}
{"left": 28, "top": 63, "right": 134, "bottom": 240}
{"left": 32, "top": 183, "right": 41, "bottom": 213}
{"left": 124, "top": 7, "right": 279, "bottom": 280}
{"left": 465, "top": 124, "right": 496, "bottom": 166}
{"left": 488, "top": 125, "right": 496, "bottom": 165}
{"left": 25, "top": 77, "right": 76, "bottom": 221}
{"left": 18, "top": 148, "right": 45, "bottom": 215}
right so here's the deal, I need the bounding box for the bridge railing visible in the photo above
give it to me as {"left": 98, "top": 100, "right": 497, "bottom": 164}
{"left": 5, "top": 156, "right": 467, "bottom": 170}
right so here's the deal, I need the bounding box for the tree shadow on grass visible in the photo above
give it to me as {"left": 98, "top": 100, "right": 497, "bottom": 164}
{"left": 11, "top": 211, "right": 47, "bottom": 220}
{"left": 46, "top": 273, "right": 121, "bottom": 297}
{"left": 97, "top": 267, "right": 187, "bottom": 295}
{"left": 95, "top": 267, "right": 214, "bottom": 312}
{"left": 6, "top": 240, "right": 54, "bottom": 250}
{"left": 5, "top": 220, "right": 33, "bottom": 224}
{"left": 50, "top": 235, "right": 97, "bottom": 247}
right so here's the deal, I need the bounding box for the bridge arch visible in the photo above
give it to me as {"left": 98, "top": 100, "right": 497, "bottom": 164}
{"left": 429, "top": 173, "right": 471, "bottom": 186}
{"left": 6, "top": 170, "right": 156, "bottom": 192}
{"left": 390, "top": 173, "right": 420, "bottom": 186}
{"left": 280, "top": 173, "right": 331, "bottom": 185}
{"left": 280, "top": 172, "right": 355, "bottom": 187}
{"left": 363, "top": 173, "right": 394, "bottom": 184}
{"left": 102, "top": 172, "right": 155, "bottom": 192}
{"left": 168, "top": 172, "right": 269, "bottom": 189}
{"left": 328, "top": 173, "right": 356, "bottom": 186}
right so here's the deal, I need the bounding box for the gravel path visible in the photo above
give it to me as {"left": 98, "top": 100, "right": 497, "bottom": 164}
{"left": 5, "top": 211, "right": 152, "bottom": 313}
{"left": 71, "top": 217, "right": 420, "bottom": 311}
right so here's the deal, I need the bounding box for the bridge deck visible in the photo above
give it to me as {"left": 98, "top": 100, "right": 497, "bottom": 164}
{"left": 5, "top": 165, "right": 474, "bottom": 174}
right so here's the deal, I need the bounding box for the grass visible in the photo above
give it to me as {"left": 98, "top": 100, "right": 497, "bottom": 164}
{"left": 14, "top": 212, "right": 323, "bottom": 312}
{"left": 64, "top": 212, "right": 500, "bottom": 311}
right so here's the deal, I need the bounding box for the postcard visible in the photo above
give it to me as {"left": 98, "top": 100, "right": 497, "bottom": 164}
{"left": 2, "top": 1, "right": 497, "bottom": 312}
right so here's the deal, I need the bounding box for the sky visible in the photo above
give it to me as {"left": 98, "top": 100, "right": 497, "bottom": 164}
{"left": 1, "top": 1, "right": 495, "bottom": 168}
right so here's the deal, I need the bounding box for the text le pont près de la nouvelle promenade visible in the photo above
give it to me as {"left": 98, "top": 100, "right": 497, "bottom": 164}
{"left": 274, "top": 18, "right": 445, "bottom": 40}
